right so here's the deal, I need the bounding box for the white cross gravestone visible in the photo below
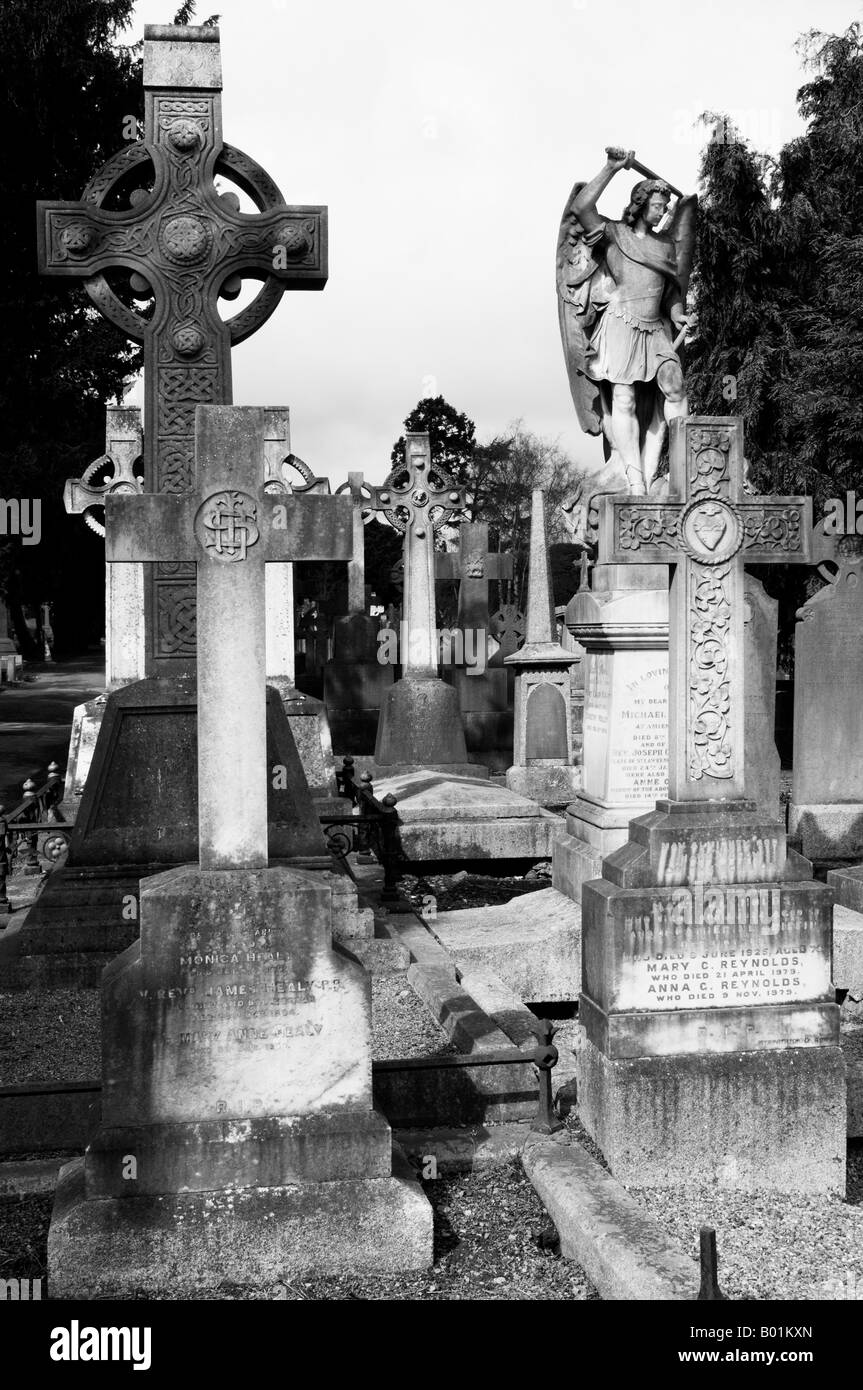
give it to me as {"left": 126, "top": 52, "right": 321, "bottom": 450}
{"left": 105, "top": 407, "right": 350, "bottom": 868}
{"left": 47, "top": 406, "right": 432, "bottom": 1297}
{"left": 576, "top": 416, "right": 846, "bottom": 1195}
{"left": 370, "top": 434, "right": 483, "bottom": 775}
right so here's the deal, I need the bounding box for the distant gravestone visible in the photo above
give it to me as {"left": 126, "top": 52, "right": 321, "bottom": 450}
{"left": 506, "top": 490, "right": 580, "bottom": 805}
{"left": 790, "top": 533, "right": 863, "bottom": 860}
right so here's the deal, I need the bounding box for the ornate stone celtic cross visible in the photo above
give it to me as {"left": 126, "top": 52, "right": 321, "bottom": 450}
{"left": 366, "top": 436, "right": 465, "bottom": 675}
{"left": 598, "top": 416, "right": 812, "bottom": 801}
{"left": 37, "top": 24, "right": 327, "bottom": 671}
{"left": 64, "top": 407, "right": 145, "bottom": 688}
{"left": 105, "top": 406, "right": 352, "bottom": 869}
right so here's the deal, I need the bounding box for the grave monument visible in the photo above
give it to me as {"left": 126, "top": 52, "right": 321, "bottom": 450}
{"left": 4, "top": 24, "right": 343, "bottom": 983}
{"left": 576, "top": 417, "right": 845, "bottom": 1193}
{"left": 324, "top": 471, "right": 394, "bottom": 754}
{"left": 48, "top": 406, "right": 432, "bottom": 1294}
{"left": 506, "top": 490, "right": 581, "bottom": 805}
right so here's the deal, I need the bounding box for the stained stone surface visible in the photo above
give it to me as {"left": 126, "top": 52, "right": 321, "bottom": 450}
{"left": 48, "top": 867, "right": 432, "bottom": 1293}
{"left": 433, "top": 887, "right": 581, "bottom": 1002}
{"left": 790, "top": 541, "right": 863, "bottom": 859}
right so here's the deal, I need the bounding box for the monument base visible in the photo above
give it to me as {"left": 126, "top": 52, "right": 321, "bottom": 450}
{"left": 374, "top": 674, "right": 472, "bottom": 770}
{"left": 577, "top": 1032, "right": 846, "bottom": 1194}
{"left": 552, "top": 794, "right": 655, "bottom": 901}
{"left": 506, "top": 764, "right": 582, "bottom": 808}
{"left": 49, "top": 1154, "right": 432, "bottom": 1296}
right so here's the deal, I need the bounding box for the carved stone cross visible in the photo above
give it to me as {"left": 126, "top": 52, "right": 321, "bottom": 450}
{"left": 37, "top": 24, "right": 327, "bottom": 671}
{"left": 435, "top": 522, "right": 514, "bottom": 634}
{"left": 105, "top": 406, "right": 351, "bottom": 869}
{"left": 598, "top": 417, "right": 812, "bottom": 801}
{"left": 335, "top": 471, "right": 371, "bottom": 615}
{"left": 365, "top": 436, "right": 465, "bottom": 675}
{"left": 64, "top": 407, "right": 145, "bottom": 687}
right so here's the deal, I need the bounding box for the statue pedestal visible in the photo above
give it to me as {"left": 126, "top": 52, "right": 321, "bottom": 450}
{"left": 552, "top": 565, "right": 668, "bottom": 901}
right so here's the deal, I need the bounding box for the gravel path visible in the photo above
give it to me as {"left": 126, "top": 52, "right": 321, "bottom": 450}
{"left": 0, "top": 988, "right": 100, "bottom": 1085}
{"left": 625, "top": 1152, "right": 863, "bottom": 1301}
{"left": 0, "top": 1161, "right": 598, "bottom": 1301}
{"left": 371, "top": 976, "right": 455, "bottom": 1060}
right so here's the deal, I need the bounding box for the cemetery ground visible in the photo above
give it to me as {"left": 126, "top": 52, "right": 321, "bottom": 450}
{"left": 1, "top": 762, "right": 863, "bottom": 1300}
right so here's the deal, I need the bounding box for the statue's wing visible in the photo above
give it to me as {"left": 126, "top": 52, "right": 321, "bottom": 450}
{"left": 668, "top": 193, "right": 698, "bottom": 302}
{"left": 557, "top": 181, "right": 604, "bottom": 437}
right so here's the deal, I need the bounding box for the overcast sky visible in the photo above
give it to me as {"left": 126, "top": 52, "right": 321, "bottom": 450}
{"left": 121, "top": 0, "right": 855, "bottom": 485}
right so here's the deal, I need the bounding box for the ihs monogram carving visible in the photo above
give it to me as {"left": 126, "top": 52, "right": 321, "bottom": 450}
{"left": 195, "top": 491, "right": 259, "bottom": 562}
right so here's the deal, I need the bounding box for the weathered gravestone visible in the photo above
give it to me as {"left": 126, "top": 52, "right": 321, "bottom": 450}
{"left": 506, "top": 490, "right": 581, "bottom": 806}
{"left": 63, "top": 407, "right": 145, "bottom": 805}
{"left": 9, "top": 25, "right": 337, "bottom": 983}
{"left": 324, "top": 471, "right": 394, "bottom": 754}
{"left": 371, "top": 435, "right": 482, "bottom": 776}
{"left": 436, "top": 522, "right": 514, "bottom": 770}
{"left": 48, "top": 407, "right": 432, "bottom": 1295}
{"left": 261, "top": 427, "right": 341, "bottom": 804}
{"left": 575, "top": 417, "right": 845, "bottom": 1193}
{"left": 789, "top": 530, "right": 863, "bottom": 862}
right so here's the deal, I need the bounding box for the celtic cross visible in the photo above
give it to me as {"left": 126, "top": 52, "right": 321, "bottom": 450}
{"left": 365, "top": 435, "right": 465, "bottom": 675}
{"left": 105, "top": 406, "right": 352, "bottom": 870}
{"left": 64, "top": 407, "right": 145, "bottom": 687}
{"left": 37, "top": 24, "right": 327, "bottom": 671}
{"left": 597, "top": 416, "right": 813, "bottom": 801}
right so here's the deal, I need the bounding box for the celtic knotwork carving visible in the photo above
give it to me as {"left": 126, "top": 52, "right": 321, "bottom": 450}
{"left": 158, "top": 589, "right": 197, "bottom": 655}
{"left": 159, "top": 443, "right": 195, "bottom": 493}
{"left": 371, "top": 444, "right": 465, "bottom": 536}
{"left": 689, "top": 564, "right": 733, "bottom": 780}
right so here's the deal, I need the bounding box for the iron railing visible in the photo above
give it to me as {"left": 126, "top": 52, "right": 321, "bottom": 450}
{"left": 321, "top": 757, "right": 405, "bottom": 899}
{"left": 0, "top": 763, "right": 70, "bottom": 912}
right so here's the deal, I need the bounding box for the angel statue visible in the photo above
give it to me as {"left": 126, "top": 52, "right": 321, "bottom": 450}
{"left": 557, "top": 146, "right": 697, "bottom": 497}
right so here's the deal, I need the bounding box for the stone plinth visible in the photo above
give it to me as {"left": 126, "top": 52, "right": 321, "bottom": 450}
{"left": 373, "top": 674, "right": 484, "bottom": 778}
{"left": 552, "top": 564, "right": 668, "bottom": 899}
{"left": 47, "top": 865, "right": 432, "bottom": 1295}
{"left": 577, "top": 800, "right": 846, "bottom": 1194}
{"left": 433, "top": 887, "right": 581, "bottom": 1002}
{"left": 371, "top": 770, "right": 564, "bottom": 865}
{"left": 0, "top": 678, "right": 333, "bottom": 986}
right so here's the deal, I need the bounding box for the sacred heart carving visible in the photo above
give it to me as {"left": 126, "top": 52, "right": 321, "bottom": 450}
{"left": 692, "top": 504, "right": 728, "bottom": 553}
